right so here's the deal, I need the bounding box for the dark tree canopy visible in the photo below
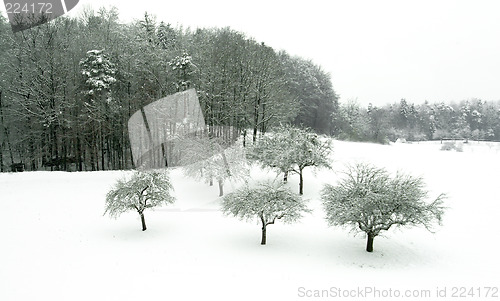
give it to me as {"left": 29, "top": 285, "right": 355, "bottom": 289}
{"left": 280, "top": 53, "right": 339, "bottom": 135}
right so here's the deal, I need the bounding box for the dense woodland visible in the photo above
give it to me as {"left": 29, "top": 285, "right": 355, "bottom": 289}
{"left": 0, "top": 7, "right": 499, "bottom": 172}
{"left": 0, "top": 8, "right": 337, "bottom": 172}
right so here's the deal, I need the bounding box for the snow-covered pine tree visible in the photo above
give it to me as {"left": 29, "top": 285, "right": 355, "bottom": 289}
{"left": 79, "top": 49, "right": 117, "bottom": 170}
{"left": 80, "top": 49, "right": 116, "bottom": 106}
{"left": 104, "top": 170, "right": 175, "bottom": 231}
{"left": 168, "top": 52, "right": 195, "bottom": 91}
{"left": 221, "top": 181, "right": 310, "bottom": 245}
{"left": 156, "top": 21, "right": 177, "bottom": 50}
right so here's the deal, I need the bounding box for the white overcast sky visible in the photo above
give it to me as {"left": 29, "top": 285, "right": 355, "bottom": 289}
{"left": 3, "top": 0, "right": 500, "bottom": 106}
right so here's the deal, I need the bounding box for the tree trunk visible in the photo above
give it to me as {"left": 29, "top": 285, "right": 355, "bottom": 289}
{"left": 218, "top": 180, "right": 224, "bottom": 197}
{"left": 100, "top": 126, "right": 105, "bottom": 170}
{"left": 242, "top": 129, "right": 247, "bottom": 147}
{"left": 140, "top": 212, "right": 147, "bottom": 231}
{"left": 76, "top": 136, "right": 83, "bottom": 171}
{"left": 299, "top": 169, "right": 304, "bottom": 195}
{"left": 128, "top": 139, "right": 135, "bottom": 169}
{"left": 52, "top": 102, "right": 60, "bottom": 170}
{"left": 261, "top": 103, "right": 266, "bottom": 134}
{"left": 283, "top": 171, "right": 288, "bottom": 183}
{"left": 160, "top": 142, "right": 168, "bottom": 167}
{"left": 0, "top": 90, "right": 4, "bottom": 172}
{"left": 0, "top": 138, "right": 3, "bottom": 172}
{"left": 261, "top": 225, "right": 267, "bottom": 245}
{"left": 1, "top": 90, "right": 14, "bottom": 166}
{"left": 366, "top": 233, "right": 375, "bottom": 252}
{"left": 253, "top": 96, "right": 260, "bottom": 143}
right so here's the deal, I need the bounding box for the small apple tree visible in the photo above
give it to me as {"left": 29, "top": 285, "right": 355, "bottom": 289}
{"left": 181, "top": 136, "right": 249, "bottom": 196}
{"left": 288, "top": 126, "right": 332, "bottom": 195}
{"left": 248, "top": 128, "right": 294, "bottom": 182}
{"left": 321, "top": 163, "right": 446, "bottom": 252}
{"left": 221, "top": 181, "right": 310, "bottom": 245}
{"left": 249, "top": 124, "right": 332, "bottom": 195}
{"left": 104, "top": 170, "right": 175, "bottom": 231}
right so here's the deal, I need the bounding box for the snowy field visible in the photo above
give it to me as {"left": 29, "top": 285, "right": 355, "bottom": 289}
{"left": 1, "top": 140, "right": 499, "bottom": 301}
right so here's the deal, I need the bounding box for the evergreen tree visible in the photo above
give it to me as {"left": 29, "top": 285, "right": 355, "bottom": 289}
{"left": 79, "top": 49, "right": 117, "bottom": 170}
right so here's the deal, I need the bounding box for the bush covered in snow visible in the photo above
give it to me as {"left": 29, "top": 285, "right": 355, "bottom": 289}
{"left": 440, "top": 141, "right": 463, "bottom": 152}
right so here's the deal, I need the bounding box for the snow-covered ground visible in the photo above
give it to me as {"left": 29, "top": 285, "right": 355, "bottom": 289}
{"left": 1, "top": 140, "right": 499, "bottom": 301}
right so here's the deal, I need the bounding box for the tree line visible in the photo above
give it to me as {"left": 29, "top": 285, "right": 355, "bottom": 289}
{"left": 335, "top": 98, "right": 500, "bottom": 144}
{"left": 0, "top": 7, "right": 338, "bottom": 172}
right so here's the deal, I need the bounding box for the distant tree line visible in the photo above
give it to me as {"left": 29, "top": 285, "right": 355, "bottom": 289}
{"left": 335, "top": 98, "right": 500, "bottom": 144}
{"left": 0, "top": 8, "right": 338, "bottom": 172}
